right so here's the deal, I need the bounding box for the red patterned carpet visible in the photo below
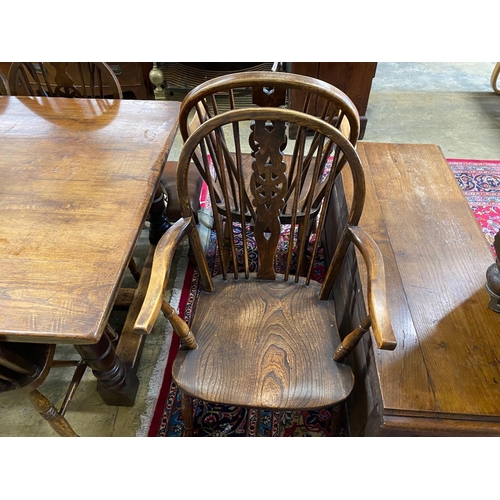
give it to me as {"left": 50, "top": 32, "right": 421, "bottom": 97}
{"left": 145, "top": 158, "right": 500, "bottom": 437}
{"left": 448, "top": 159, "right": 500, "bottom": 248}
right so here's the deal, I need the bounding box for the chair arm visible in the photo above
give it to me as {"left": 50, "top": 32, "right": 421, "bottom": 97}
{"left": 134, "top": 217, "right": 194, "bottom": 335}
{"left": 347, "top": 225, "right": 397, "bottom": 350}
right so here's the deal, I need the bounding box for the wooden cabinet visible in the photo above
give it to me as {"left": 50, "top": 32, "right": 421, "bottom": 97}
{"left": 288, "top": 62, "right": 377, "bottom": 139}
{"left": 107, "top": 62, "right": 153, "bottom": 99}
{"left": 0, "top": 62, "right": 10, "bottom": 78}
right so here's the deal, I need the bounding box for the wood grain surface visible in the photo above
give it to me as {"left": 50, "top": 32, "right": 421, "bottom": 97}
{"left": 173, "top": 276, "right": 354, "bottom": 410}
{"left": 346, "top": 143, "right": 500, "bottom": 434}
{"left": 0, "top": 96, "right": 180, "bottom": 345}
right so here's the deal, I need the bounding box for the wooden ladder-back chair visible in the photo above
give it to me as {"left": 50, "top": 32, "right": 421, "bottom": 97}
{"left": 8, "top": 62, "right": 122, "bottom": 99}
{"left": 135, "top": 106, "right": 396, "bottom": 436}
{"left": 177, "top": 71, "right": 360, "bottom": 271}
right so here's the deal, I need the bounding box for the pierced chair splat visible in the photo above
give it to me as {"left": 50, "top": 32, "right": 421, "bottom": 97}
{"left": 134, "top": 106, "right": 396, "bottom": 436}
{"left": 176, "top": 71, "right": 361, "bottom": 272}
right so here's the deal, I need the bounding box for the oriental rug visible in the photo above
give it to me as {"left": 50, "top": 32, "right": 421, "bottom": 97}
{"left": 139, "top": 158, "right": 500, "bottom": 437}
{"left": 448, "top": 159, "right": 500, "bottom": 248}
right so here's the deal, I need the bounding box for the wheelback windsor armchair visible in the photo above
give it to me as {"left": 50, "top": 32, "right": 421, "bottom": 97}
{"left": 0, "top": 343, "right": 78, "bottom": 436}
{"left": 7, "top": 62, "right": 122, "bottom": 99}
{"left": 134, "top": 94, "right": 396, "bottom": 435}
{"left": 177, "top": 71, "right": 360, "bottom": 254}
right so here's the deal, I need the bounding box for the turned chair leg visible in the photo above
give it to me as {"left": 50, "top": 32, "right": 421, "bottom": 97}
{"left": 330, "top": 403, "right": 345, "bottom": 436}
{"left": 180, "top": 390, "right": 195, "bottom": 436}
{"left": 58, "top": 359, "right": 87, "bottom": 416}
{"left": 127, "top": 258, "right": 141, "bottom": 283}
{"left": 28, "top": 389, "right": 79, "bottom": 437}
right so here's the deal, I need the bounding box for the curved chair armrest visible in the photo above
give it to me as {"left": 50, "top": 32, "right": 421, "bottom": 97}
{"left": 347, "top": 225, "right": 397, "bottom": 350}
{"left": 134, "top": 217, "right": 194, "bottom": 335}
{"left": 491, "top": 63, "right": 500, "bottom": 95}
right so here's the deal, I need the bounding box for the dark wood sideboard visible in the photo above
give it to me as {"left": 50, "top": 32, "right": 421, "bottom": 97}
{"left": 288, "top": 62, "right": 377, "bottom": 139}
{"left": 106, "top": 62, "right": 152, "bottom": 99}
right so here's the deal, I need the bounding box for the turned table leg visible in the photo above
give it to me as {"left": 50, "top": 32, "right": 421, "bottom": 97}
{"left": 148, "top": 183, "right": 170, "bottom": 245}
{"left": 77, "top": 183, "right": 169, "bottom": 405}
{"left": 75, "top": 183, "right": 168, "bottom": 405}
{"left": 75, "top": 332, "right": 139, "bottom": 406}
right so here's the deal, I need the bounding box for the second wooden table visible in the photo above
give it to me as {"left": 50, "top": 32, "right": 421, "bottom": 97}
{"left": 326, "top": 142, "right": 500, "bottom": 436}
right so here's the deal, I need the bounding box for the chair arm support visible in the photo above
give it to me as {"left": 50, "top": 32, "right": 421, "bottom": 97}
{"left": 134, "top": 217, "right": 194, "bottom": 335}
{"left": 347, "top": 225, "right": 397, "bottom": 350}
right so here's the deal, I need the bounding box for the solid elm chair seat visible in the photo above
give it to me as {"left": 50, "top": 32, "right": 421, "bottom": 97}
{"left": 162, "top": 160, "right": 203, "bottom": 223}
{"left": 173, "top": 275, "right": 355, "bottom": 409}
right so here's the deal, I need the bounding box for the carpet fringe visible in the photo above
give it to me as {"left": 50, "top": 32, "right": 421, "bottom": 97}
{"left": 135, "top": 240, "right": 190, "bottom": 437}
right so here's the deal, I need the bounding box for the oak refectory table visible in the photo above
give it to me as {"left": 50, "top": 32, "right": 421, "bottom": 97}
{"left": 0, "top": 96, "right": 180, "bottom": 406}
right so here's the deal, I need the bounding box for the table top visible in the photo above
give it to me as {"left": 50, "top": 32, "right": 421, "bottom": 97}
{"left": 0, "top": 96, "right": 180, "bottom": 344}
{"left": 355, "top": 142, "right": 500, "bottom": 425}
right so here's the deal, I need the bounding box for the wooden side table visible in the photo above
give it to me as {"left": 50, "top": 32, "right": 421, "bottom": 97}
{"left": 325, "top": 142, "right": 500, "bottom": 436}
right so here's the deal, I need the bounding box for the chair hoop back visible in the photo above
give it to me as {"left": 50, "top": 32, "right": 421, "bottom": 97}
{"left": 179, "top": 70, "right": 360, "bottom": 146}
{"left": 177, "top": 106, "right": 365, "bottom": 294}
{"left": 8, "top": 62, "right": 122, "bottom": 99}
{"left": 178, "top": 71, "right": 361, "bottom": 254}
